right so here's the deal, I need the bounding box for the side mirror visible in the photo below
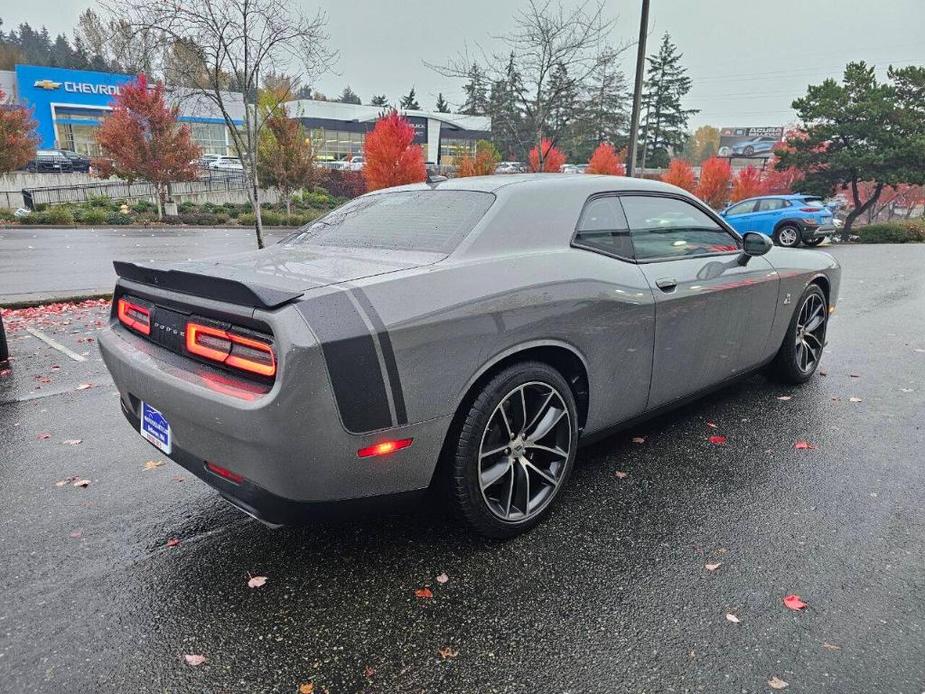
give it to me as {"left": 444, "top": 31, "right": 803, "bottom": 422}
{"left": 742, "top": 232, "right": 772, "bottom": 256}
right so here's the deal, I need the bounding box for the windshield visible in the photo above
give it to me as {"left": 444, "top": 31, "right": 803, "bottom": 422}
{"left": 288, "top": 190, "right": 495, "bottom": 253}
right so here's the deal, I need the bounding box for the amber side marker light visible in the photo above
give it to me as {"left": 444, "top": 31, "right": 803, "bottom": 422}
{"left": 205, "top": 462, "right": 245, "bottom": 484}
{"left": 186, "top": 321, "right": 276, "bottom": 377}
{"left": 117, "top": 298, "right": 151, "bottom": 335}
{"left": 357, "top": 438, "right": 414, "bottom": 458}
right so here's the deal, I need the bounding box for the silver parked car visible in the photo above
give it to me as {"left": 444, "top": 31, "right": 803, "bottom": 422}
{"left": 99, "top": 175, "right": 840, "bottom": 537}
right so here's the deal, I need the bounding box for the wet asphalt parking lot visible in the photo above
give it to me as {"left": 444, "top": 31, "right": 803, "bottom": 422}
{"left": 1, "top": 243, "right": 923, "bottom": 693}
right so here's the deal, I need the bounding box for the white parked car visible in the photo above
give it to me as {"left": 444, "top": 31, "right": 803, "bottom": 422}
{"left": 347, "top": 156, "right": 365, "bottom": 171}
{"left": 494, "top": 161, "right": 526, "bottom": 174}
{"left": 560, "top": 164, "right": 588, "bottom": 174}
{"left": 209, "top": 156, "right": 244, "bottom": 172}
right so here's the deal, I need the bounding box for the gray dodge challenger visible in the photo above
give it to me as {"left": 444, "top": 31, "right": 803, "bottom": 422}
{"left": 99, "top": 174, "right": 840, "bottom": 538}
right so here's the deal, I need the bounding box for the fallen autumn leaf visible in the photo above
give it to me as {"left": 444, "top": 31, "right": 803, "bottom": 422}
{"left": 76, "top": 383, "right": 93, "bottom": 390}
{"left": 62, "top": 439, "right": 82, "bottom": 445}
{"left": 631, "top": 436, "right": 646, "bottom": 444}
{"left": 783, "top": 594, "right": 807, "bottom": 610}
{"left": 849, "top": 397, "right": 863, "bottom": 403}
{"left": 708, "top": 435, "right": 727, "bottom": 445}
{"left": 143, "top": 460, "right": 165, "bottom": 470}
{"left": 768, "top": 676, "right": 789, "bottom": 689}
{"left": 725, "top": 613, "right": 740, "bottom": 623}
{"left": 776, "top": 396, "right": 792, "bottom": 401}
{"left": 166, "top": 538, "right": 181, "bottom": 548}
{"left": 72, "top": 479, "right": 90, "bottom": 488}
{"left": 436, "top": 573, "right": 449, "bottom": 584}
{"left": 705, "top": 562, "right": 721, "bottom": 572}
{"left": 614, "top": 471, "right": 628, "bottom": 479}
{"left": 247, "top": 575, "right": 268, "bottom": 589}
{"left": 183, "top": 654, "right": 206, "bottom": 667}
{"left": 438, "top": 646, "right": 459, "bottom": 660}
{"left": 37, "top": 432, "right": 51, "bottom": 440}
{"left": 822, "top": 642, "right": 841, "bottom": 651}
{"left": 415, "top": 587, "right": 434, "bottom": 599}
{"left": 706, "top": 421, "right": 718, "bottom": 428}
{"left": 298, "top": 683, "right": 314, "bottom": 694}
{"left": 794, "top": 440, "right": 816, "bottom": 450}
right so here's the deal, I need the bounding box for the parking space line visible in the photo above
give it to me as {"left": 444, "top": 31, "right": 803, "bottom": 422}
{"left": 25, "top": 327, "right": 87, "bottom": 362}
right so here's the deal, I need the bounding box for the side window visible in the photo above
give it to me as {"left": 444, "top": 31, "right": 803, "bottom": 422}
{"left": 726, "top": 200, "right": 757, "bottom": 216}
{"left": 574, "top": 196, "right": 633, "bottom": 258}
{"left": 757, "top": 198, "right": 787, "bottom": 212}
{"left": 620, "top": 195, "right": 740, "bottom": 260}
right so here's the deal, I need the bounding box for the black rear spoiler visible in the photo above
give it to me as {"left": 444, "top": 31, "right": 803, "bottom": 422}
{"left": 113, "top": 261, "right": 303, "bottom": 310}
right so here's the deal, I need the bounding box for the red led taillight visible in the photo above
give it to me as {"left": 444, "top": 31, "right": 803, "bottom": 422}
{"left": 186, "top": 321, "right": 276, "bottom": 377}
{"left": 117, "top": 298, "right": 151, "bottom": 335}
{"left": 357, "top": 438, "right": 414, "bottom": 458}
{"left": 205, "top": 461, "right": 245, "bottom": 484}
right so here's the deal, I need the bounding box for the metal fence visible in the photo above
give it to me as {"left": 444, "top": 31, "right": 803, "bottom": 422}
{"left": 19, "top": 172, "right": 248, "bottom": 209}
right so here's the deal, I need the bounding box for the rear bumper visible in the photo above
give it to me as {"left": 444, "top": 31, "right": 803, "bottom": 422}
{"left": 119, "top": 398, "right": 427, "bottom": 525}
{"left": 801, "top": 223, "right": 836, "bottom": 240}
{"left": 98, "top": 307, "right": 451, "bottom": 510}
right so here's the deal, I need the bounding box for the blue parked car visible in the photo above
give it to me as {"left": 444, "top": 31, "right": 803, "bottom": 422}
{"left": 720, "top": 194, "right": 837, "bottom": 247}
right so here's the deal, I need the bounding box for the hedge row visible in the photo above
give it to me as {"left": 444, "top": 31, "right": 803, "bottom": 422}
{"left": 856, "top": 221, "right": 925, "bottom": 243}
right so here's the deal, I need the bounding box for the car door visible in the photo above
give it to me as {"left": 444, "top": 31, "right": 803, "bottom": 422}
{"left": 753, "top": 197, "right": 790, "bottom": 235}
{"left": 722, "top": 200, "right": 759, "bottom": 233}
{"left": 618, "top": 193, "right": 780, "bottom": 409}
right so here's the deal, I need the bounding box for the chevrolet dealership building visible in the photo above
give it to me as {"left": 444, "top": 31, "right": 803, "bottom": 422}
{"left": 0, "top": 65, "right": 245, "bottom": 156}
{"left": 0, "top": 64, "right": 492, "bottom": 165}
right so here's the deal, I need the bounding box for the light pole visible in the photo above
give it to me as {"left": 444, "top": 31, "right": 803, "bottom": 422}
{"left": 626, "top": 0, "right": 650, "bottom": 178}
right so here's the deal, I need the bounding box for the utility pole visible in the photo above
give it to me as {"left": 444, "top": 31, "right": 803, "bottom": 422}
{"left": 626, "top": 0, "right": 650, "bottom": 178}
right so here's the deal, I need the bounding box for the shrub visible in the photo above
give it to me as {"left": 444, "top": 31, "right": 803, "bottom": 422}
{"left": 857, "top": 221, "right": 925, "bottom": 244}
{"left": 131, "top": 200, "right": 156, "bottom": 214}
{"left": 363, "top": 110, "right": 427, "bottom": 191}
{"left": 87, "top": 195, "right": 116, "bottom": 209}
{"left": 45, "top": 206, "right": 75, "bottom": 225}
{"left": 74, "top": 208, "right": 108, "bottom": 225}
{"left": 105, "top": 211, "right": 133, "bottom": 225}
{"left": 0, "top": 209, "right": 17, "bottom": 222}
{"left": 238, "top": 213, "right": 257, "bottom": 226}
{"left": 697, "top": 157, "right": 733, "bottom": 208}
{"left": 318, "top": 169, "right": 366, "bottom": 198}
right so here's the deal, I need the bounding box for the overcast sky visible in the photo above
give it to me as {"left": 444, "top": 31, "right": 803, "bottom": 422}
{"left": 1, "top": 0, "right": 922, "bottom": 128}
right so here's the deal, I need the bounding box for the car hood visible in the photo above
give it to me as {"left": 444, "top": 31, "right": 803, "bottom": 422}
{"left": 115, "top": 243, "right": 443, "bottom": 309}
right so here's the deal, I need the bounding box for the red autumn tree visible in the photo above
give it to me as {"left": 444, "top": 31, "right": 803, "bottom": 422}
{"left": 363, "top": 110, "right": 426, "bottom": 191}
{"left": 94, "top": 75, "right": 201, "bottom": 219}
{"left": 697, "top": 156, "right": 733, "bottom": 208}
{"left": 586, "top": 142, "right": 625, "bottom": 175}
{"left": 0, "top": 89, "right": 39, "bottom": 174}
{"left": 528, "top": 138, "right": 566, "bottom": 173}
{"left": 730, "top": 166, "right": 767, "bottom": 202}
{"left": 660, "top": 159, "right": 697, "bottom": 193}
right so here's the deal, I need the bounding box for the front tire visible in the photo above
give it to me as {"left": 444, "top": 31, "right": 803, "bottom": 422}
{"left": 446, "top": 362, "right": 578, "bottom": 539}
{"left": 774, "top": 224, "right": 802, "bottom": 247}
{"left": 768, "top": 284, "right": 828, "bottom": 384}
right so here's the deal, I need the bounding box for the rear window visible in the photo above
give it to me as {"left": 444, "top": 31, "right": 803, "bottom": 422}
{"left": 799, "top": 198, "right": 825, "bottom": 208}
{"left": 289, "top": 190, "right": 495, "bottom": 253}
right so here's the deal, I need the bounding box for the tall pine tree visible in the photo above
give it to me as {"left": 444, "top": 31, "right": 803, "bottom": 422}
{"left": 570, "top": 49, "right": 628, "bottom": 161}
{"left": 369, "top": 94, "right": 389, "bottom": 107}
{"left": 488, "top": 54, "right": 526, "bottom": 159}
{"left": 639, "top": 33, "right": 698, "bottom": 169}
{"left": 338, "top": 85, "right": 361, "bottom": 104}
{"left": 399, "top": 86, "right": 421, "bottom": 111}
{"left": 460, "top": 63, "right": 489, "bottom": 116}
{"left": 435, "top": 92, "right": 450, "bottom": 112}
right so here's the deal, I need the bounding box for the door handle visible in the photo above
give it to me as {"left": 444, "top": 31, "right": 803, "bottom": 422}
{"left": 655, "top": 277, "right": 678, "bottom": 292}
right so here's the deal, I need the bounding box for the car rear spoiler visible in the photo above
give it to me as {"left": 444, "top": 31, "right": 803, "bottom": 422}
{"left": 113, "top": 261, "right": 303, "bottom": 310}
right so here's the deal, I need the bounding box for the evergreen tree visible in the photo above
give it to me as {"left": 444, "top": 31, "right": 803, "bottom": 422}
{"left": 546, "top": 62, "right": 578, "bottom": 147}
{"left": 571, "top": 49, "right": 628, "bottom": 161}
{"left": 487, "top": 53, "right": 526, "bottom": 159}
{"left": 399, "top": 86, "right": 420, "bottom": 111}
{"left": 460, "top": 63, "right": 489, "bottom": 116}
{"left": 338, "top": 85, "right": 361, "bottom": 104}
{"left": 369, "top": 94, "right": 389, "bottom": 107}
{"left": 435, "top": 92, "right": 450, "bottom": 112}
{"left": 639, "top": 33, "right": 698, "bottom": 169}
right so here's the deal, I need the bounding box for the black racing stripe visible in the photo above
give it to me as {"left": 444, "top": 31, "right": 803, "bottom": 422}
{"left": 351, "top": 288, "right": 408, "bottom": 425}
{"left": 297, "top": 291, "right": 392, "bottom": 433}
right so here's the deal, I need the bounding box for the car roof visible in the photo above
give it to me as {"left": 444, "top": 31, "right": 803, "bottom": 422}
{"left": 386, "top": 173, "right": 682, "bottom": 197}
{"left": 733, "top": 193, "right": 818, "bottom": 204}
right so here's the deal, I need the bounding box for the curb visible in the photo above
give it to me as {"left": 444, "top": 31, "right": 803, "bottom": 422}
{"left": 1, "top": 291, "right": 112, "bottom": 310}
{"left": 0, "top": 224, "right": 301, "bottom": 231}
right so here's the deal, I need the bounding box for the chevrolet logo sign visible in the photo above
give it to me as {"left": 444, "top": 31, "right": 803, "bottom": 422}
{"left": 33, "top": 79, "right": 62, "bottom": 91}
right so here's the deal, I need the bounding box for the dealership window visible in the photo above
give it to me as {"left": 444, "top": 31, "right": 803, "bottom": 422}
{"left": 311, "top": 127, "right": 365, "bottom": 161}
{"left": 188, "top": 122, "right": 230, "bottom": 155}
{"left": 439, "top": 137, "right": 476, "bottom": 165}
{"left": 56, "top": 123, "right": 103, "bottom": 156}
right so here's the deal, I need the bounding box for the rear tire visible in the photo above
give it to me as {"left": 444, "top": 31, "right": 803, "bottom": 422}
{"left": 768, "top": 284, "right": 828, "bottom": 384}
{"left": 774, "top": 224, "right": 802, "bottom": 247}
{"left": 445, "top": 362, "right": 578, "bottom": 539}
